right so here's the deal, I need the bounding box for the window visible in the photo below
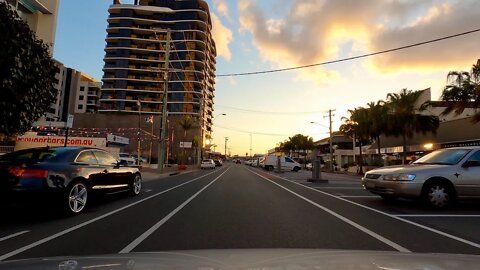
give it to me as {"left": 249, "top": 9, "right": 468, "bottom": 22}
{"left": 414, "top": 149, "right": 471, "bottom": 165}
{"left": 285, "top": 157, "right": 294, "bottom": 163}
{"left": 80, "top": 86, "right": 85, "bottom": 91}
{"left": 78, "top": 104, "right": 83, "bottom": 110}
{"left": 79, "top": 95, "right": 84, "bottom": 100}
{"left": 75, "top": 151, "right": 97, "bottom": 164}
{"left": 467, "top": 151, "right": 480, "bottom": 162}
{"left": 93, "top": 151, "right": 118, "bottom": 166}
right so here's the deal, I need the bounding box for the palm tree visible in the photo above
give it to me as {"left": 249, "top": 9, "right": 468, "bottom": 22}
{"left": 366, "top": 101, "right": 388, "bottom": 164}
{"left": 441, "top": 61, "right": 480, "bottom": 123}
{"left": 178, "top": 115, "right": 195, "bottom": 164}
{"left": 386, "top": 89, "right": 440, "bottom": 164}
{"left": 340, "top": 108, "right": 370, "bottom": 174}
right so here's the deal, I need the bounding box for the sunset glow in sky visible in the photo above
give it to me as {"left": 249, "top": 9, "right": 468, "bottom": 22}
{"left": 54, "top": 0, "right": 480, "bottom": 155}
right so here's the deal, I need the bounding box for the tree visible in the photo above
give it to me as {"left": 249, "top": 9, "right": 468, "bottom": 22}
{"left": 278, "top": 134, "right": 314, "bottom": 156}
{"left": 0, "top": 2, "right": 57, "bottom": 136}
{"left": 386, "top": 89, "right": 440, "bottom": 164}
{"left": 440, "top": 61, "right": 480, "bottom": 123}
{"left": 366, "top": 101, "right": 388, "bottom": 164}
{"left": 178, "top": 115, "right": 196, "bottom": 164}
{"left": 340, "top": 108, "right": 370, "bottom": 174}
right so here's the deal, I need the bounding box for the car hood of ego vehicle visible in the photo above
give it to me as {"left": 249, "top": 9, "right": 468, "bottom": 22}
{"left": 1, "top": 249, "right": 480, "bottom": 270}
{"left": 366, "top": 164, "right": 453, "bottom": 176}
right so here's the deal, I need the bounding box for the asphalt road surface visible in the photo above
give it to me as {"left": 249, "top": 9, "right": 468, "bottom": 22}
{"left": 2, "top": 163, "right": 480, "bottom": 261}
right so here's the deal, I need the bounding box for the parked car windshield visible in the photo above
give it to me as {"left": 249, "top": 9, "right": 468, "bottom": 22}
{"left": 413, "top": 149, "right": 471, "bottom": 165}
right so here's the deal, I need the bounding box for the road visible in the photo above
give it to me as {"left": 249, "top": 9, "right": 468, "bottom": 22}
{"left": 2, "top": 163, "right": 480, "bottom": 261}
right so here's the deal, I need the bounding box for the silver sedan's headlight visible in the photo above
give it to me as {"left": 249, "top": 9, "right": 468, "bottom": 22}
{"left": 383, "top": 174, "right": 416, "bottom": 181}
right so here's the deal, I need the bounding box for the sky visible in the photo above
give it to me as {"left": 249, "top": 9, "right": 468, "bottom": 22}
{"left": 53, "top": 0, "right": 480, "bottom": 156}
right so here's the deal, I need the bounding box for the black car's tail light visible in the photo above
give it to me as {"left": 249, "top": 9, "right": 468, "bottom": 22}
{"left": 8, "top": 168, "right": 48, "bottom": 179}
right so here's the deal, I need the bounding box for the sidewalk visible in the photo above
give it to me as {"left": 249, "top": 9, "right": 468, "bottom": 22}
{"left": 140, "top": 164, "right": 200, "bottom": 181}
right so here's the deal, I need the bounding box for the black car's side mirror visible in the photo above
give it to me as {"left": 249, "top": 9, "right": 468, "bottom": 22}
{"left": 462, "top": 160, "right": 480, "bottom": 168}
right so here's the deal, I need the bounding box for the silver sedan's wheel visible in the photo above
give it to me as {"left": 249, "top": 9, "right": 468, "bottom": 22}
{"left": 68, "top": 182, "right": 88, "bottom": 214}
{"left": 426, "top": 184, "right": 451, "bottom": 208}
{"left": 130, "top": 174, "right": 142, "bottom": 196}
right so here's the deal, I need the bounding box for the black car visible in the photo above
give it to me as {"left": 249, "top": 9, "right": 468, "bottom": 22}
{"left": 0, "top": 147, "right": 142, "bottom": 214}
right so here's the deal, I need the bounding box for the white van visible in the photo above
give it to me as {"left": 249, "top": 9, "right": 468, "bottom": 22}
{"left": 262, "top": 155, "right": 302, "bottom": 172}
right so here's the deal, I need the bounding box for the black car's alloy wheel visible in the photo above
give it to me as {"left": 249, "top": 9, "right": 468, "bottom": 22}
{"left": 67, "top": 182, "right": 88, "bottom": 214}
{"left": 130, "top": 174, "right": 142, "bottom": 196}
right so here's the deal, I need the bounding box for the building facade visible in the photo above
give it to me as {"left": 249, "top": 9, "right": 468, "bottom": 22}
{"left": 36, "top": 68, "right": 101, "bottom": 126}
{"left": 5, "top": 0, "right": 59, "bottom": 53}
{"left": 100, "top": 0, "right": 217, "bottom": 154}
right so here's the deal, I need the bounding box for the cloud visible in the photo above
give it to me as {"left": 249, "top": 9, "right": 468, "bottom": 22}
{"left": 213, "top": 0, "right": 229, "bottom": 19}
{"left": 238, "top": 0, "right": 480, "bottom": 83}
{"left": 211, "top": 12, "right": 233, "bottom": 61}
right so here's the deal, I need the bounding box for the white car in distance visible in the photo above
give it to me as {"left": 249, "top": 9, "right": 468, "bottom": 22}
{"left": 201, "top": 159, "right": 216, "bottom": 169}
{"left": 119, "top": 153, "right": 135, "bottom": 165}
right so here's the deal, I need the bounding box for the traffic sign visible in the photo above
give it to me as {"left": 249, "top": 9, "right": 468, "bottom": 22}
{"left": 66, "top": 114, "right": 74, "bottom": 128}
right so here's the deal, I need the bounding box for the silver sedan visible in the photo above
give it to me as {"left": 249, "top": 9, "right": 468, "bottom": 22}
{"left": 362, "top": 147, "right": 480, "bottom": 208}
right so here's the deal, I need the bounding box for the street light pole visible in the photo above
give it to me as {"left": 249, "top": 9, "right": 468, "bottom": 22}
{"left": 157, "top": 29, "right": 171, "bottom": 173}
{"left": 137, "top": 100, "right": 142, "bottom": 166}
{"left": 224, "top": 137, "right": 228, "bottom": 158}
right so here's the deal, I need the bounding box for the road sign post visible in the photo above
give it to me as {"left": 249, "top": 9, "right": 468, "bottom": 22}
{"left": 64, "top": 114, "right": 74, "bottom": 147}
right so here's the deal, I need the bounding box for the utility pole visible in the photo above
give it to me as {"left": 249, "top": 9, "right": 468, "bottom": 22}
{"left": 224, "top": 137, "right": 228, "bottom": 158}
{"left": 249, "top": 133, "right": 252, "bottom": 157}
{"left": 158, "top": 29, "right": 171, "bottom": 173}
{"left": 324, "top": 109, "right": 336, "bottom": 172}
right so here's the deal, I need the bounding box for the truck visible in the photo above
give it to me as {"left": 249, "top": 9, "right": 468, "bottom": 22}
{"left": 262, "top": 155, "right": 302, "bottom": 172}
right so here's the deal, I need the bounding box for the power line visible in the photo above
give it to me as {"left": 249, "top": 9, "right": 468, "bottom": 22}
{"left": 215, "top": 104, "right": 326, "bottom": 115}
{"left": 217, "top": 28, "right": 480, "bottom": 77}
{"left": 213, "top": 124, "right": 328, "bottom": 137}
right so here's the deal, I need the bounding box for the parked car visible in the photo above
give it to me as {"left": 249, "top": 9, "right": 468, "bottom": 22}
{"left": 201, "top": 159, "right": 216, "bottom": 169}
{"left": 245, "top": 160, "right": 252, "bottom": 166}
{"left": 119, "top": 153, "right": 135, "bottom": 165}
{"left": 214, "top": 159, "right": 223, "bottom": 167}
{"left": 262, "top": 155, "right": 302, "bottom": 172}
{"left": 362, "top": 147, "right": 480, "bottom": 208}
{"left": 0, "top": 147, "right": 141, "bottom": 214}
{"left": 133, "top": 156, "right": 148, "bottom": 164}
{"left": 251, "top": 159, "right": 259, "bottom": 167}
{"left": 306, "top": 162, "right": 313, "bottom": 170}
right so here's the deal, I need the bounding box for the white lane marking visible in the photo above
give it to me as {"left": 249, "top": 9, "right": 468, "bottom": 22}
{"left": 316, "top": 187, "right": 364, "bottom": 190}
{"left": 340, "top": 195, "right": 379, "bottom": 198}
{"left": 143, "top": 189, "right": 153, "bottom": 193}
{"left": 0, "top": 231, "right": 30, "bottom": 243}
{"left": 247, "top": 169, "right": 410, "bottom": 253}
{"left": 260, "top": 169, "right": 480, "bottom": 250}
{"left": 0, "top": 169, "right": 223, "bottom": 261}
{"left": 119, "top": 167, "right": 231, "bottom": 253}
{"left": 395, "top": 214, "right": 480, "bottom": 218}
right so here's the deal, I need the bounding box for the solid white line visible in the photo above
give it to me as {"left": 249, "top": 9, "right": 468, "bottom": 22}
{"left": 0, "top": 168, "right": 223, "bottom": 261}
{"left": 395, "top": 214, "right": 480, "bottom": 217}
{"left": 247, "top": 169, "right": 410, "bottom": 253}
{"left": 340, "top": 195, "right": 379, "bottom": 198}
{"left": 0, "top": 231, "right": 30, "bottom": 243}
{"left": 260, "top": 169, "right": 480, "bottom": 250}
{"left": 119, "top": 167, "right": 231, "bottom": 253}
{"left": 316, "top": 187, "right": 364, "bottom": 190}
